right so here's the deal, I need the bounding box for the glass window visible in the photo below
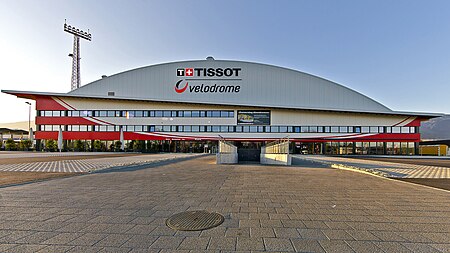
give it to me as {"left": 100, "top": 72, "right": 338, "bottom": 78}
{"left": 340, "top": 126, "right": 348, "bottom": 133}
{"left": 220, "top": 111, "right": 228, "bottom": 117}
{"left": 361, "top": 126, "right": 369, "bottom": 133}
{"left": 143, "top": 111, "right": 149, "bottom": 117}
{"left": 192, "top": 125, "right": 200, "bottom": 132}
{"left": 126, "top": 125, "right": 134, "bottom": 132}
{"left": 379, "top": 127, "right": 384, "bottom": 133}
{"left": 67, "top": 125, "right": 72, "bottom": 131}
{"left": 135, "top": 111, "right": 143, "bottom": 117}
{"left": 331, "top": 126, "right": 339, "bottom": 133}
{"left": 52, "top": 111, "right": 61, "bottom": 117}
{"left": 106, "top": 126, "right": 114, "bottom": 132}
{"left": 149, "top": 126, "right": 155, "bottom": 132}
{"left": 392, "top": 127, "right": 401, "bottom": 133}
{"left": 107, "top": 111, "right": 115, "bottom": 117}
{"left": 212, "top": 111, "right": 220, "bottom": 117}
{"left": 80, "top": 110, "right": 91, "bottom": 117}
{"left": 184, "top": 126, "right": 191, "bottom": 132}
{"left": 370, "top": 126, "right": 378, "bottom": 133}
{"left": 44, "top": 125, "right": 52, "bottom": 131}
{"left": 279, "top": 126, "right": 288, "bottom": 132}
{"left": 200, "top": 111, "right": 206, "bottom": 117}
{"left": 258, "top": 126, "right": 265, "bottom": 132}
{"left": 206, "top": 111, "right": 212, "bottom": 117}
{"left": 354, "top": 126, "right": 361, "bottom": 133}
{"left": 317, "top": 126, "right": 323, "bottom": 133}
{"left": 212, "top": 126, "right": 220, "bottom": 132}
{"left": 301, "top": 126, "right": 309, "bottom": 133}
{"left": 184, "top": 111, "right": 192, "bottom": 117}
{"left": 72, "top": 125, "right": 80, "bottom": 131}
{"left": 410, "top": 127, "right": 416, "bottom": 133}
{"left": 44, "top": 111, "right": 52, "bottom": 117}
{"left": 99, "top": 111, "right": 107, "bottom": 117}
{"left": 249, "top": 126, "right": 257, "bottom": 132}
{"left": 149, "top": 111, "right": 155, "bottom": 117}
{"left": 199, "top": 126, "right": 205, "bottom": 132}
{"left": 229, "top": 111, "right": 234, "bottom": 117}
{"left": 271, "top": 126, "right": 279, "bottom": 133}
{"left": 79, "top": 125, "right": 87, "bottom": 131}
{"left": 294, "top": 127, "right": 300, "bottom": 133}
{"left": 243, "top": 126, "right": 250, "bottom": 132}
{"left": 401, "top": 127, "right": 410, "bottom": 133}
{"left": 171, "top": 111, "right": 177, "bottom": 117}
{"left": 324, "top": 126, "right": 330, "bottom": 133}
{"left": 236, "top": 126, "right": 242, "bottom": 132}
{"left": 171, "top": 126, "right": 176, "bottom": 132}
{"left": 310, "top": 126, "right": 318, "bottom": 133}
{"left": 135, "top": 125, "right": 143, "bottom": 132}
{"left": 229, "top": 126, "right": 234, "bottom": 132}
{"left": 192, "top": 111, "right": 200, "bottom": 117}
{"left": 206, "top": 126, "right": 212, "bottom": 132}
{"left": 162, "top": 126, "right": 170, "bottom": 132}
{"left": 386, "top": 127, "right": 392, "bottom": 133}
{"left": 221, "top": 126, "right": 228, "bottom": 132}
{"left": 155, "top": 111, "right": 163, "bottom": 117}
{"left": 163, "top": 111, "right": 171, "bottom": 117}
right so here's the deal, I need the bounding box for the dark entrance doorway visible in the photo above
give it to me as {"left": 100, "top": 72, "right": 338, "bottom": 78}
{"left": 236, "top": 142, "right": 262, "bottom": 162}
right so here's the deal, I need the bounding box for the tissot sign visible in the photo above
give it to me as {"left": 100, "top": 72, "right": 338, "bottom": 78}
{"left": 174, "top": 67, "right": 242, "bottom": 94}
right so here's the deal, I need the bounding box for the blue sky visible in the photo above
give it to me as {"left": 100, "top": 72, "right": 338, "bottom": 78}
{"left": 1, "top": 0, "right": 450, "bottom": 123}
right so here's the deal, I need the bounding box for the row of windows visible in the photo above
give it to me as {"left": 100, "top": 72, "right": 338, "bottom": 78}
{"left": 38, "top": 110, "right": 235, "bottom": 118}
{"left": 39, "top": 125, "right": 418, "bottom": 133}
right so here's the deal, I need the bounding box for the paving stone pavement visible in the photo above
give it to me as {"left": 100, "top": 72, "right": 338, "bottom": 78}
{"left": 295, "top": 155, "right": 450, "bottom": 178}
{"left": 0, "top": 155, "right": 449, "bottom": 252}
{"left": 0, "top": 153, "right": 202, "bottom": 173}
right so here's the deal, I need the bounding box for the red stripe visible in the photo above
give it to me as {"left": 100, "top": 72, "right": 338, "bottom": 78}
{"left": 36, "top": 117, "right": 99, "bottom": 125}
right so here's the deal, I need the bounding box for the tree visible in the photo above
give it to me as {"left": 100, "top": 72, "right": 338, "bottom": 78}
{"left": 45, "top": 139, "right": 57, "bottom": 152}
{"left": 19, "top": 139, "right": 32, "bottom": 151}
{"left": 5, "top": 138, "right": 16, "bottom": 151}
{"left": 74, "top": 140, "right": 84, "bottom": 151}
{"left": 114, "top": 141, "right": 122, "bottom": 152}
{"left": 92, "top": 140, "right": 105, "bottom": 152}
{"left": 132, "top": 140, "right": 142, "bottom": 152}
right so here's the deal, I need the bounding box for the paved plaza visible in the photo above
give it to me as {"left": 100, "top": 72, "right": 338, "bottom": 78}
{"left": 0, "top": 155, "right": 448, "bottom": 252}
{"left": 0, "top": 153, "right": 202, "bottom": 173}
{"left": 295, "top": 155, "right": 450, "bottom": 178}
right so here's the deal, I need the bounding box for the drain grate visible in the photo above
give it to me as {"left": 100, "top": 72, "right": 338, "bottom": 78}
{"left": 166, "top": 210, "right": 224, "bottom": 231}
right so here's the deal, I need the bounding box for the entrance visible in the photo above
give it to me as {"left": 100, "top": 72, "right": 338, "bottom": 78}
{"left": 236, "top": 142, "right": 262, "bottom": 162}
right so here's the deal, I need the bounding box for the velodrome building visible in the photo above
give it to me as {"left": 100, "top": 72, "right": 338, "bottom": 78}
{"left": 3, "top": 58, "right": 441, "bottom": 155}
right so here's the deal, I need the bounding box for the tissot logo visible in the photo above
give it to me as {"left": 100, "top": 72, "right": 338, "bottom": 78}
{"left": 174, "top": 67, "right": 242, "bottom": 94}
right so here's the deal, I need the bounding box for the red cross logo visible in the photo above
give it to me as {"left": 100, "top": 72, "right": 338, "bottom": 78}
{"left": 185, "top": 68, "right": 194, "bottom": 76}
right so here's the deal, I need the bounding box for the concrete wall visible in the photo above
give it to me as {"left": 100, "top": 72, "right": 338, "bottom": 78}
{"left": 216, "top": 153, "right": 238, "bottom": 164}
{"left": 261, "top": 153, "right": 292, "bottom": 166}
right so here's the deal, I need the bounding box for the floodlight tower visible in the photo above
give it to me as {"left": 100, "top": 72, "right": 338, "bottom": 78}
{"left": 64, "top": 20, "right": 92, "bottom": 91}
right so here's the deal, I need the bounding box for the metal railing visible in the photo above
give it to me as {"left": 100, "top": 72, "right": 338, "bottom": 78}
{"left": 263, "top": 136, "right": 290, "bottom": 154}
{"left": 218, "top": 138, "right": 237, "bottom": 154}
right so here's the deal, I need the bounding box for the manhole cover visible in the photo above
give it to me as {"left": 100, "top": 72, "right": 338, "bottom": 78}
{"left": 166, "top": 210, "right": 224, "bottom": 231}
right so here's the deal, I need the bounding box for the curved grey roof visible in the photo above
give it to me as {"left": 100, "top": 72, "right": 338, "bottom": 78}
{"left": 69, "top": 59, "right": 391, "bottom": 113}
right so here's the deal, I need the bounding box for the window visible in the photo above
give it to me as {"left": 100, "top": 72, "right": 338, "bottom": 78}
{"left": 279, "top": 126, "right": 288, "bottom": 132}
{"left": 301, "top": 126, "right": 309, "bottom": 133}
{"left": 162, "top": 126, "right": 170, "bottom": 132}
{"left": 309, "top": 126, "right": 318, "bottom": 133}
{"left": 163, "top": 111, "right": 171, "bottom": 117}
{"left": 229, "top": 111, "right": 234, "bottom": 117}
{"left": 79, "top": 125, "right": 88, "bottom": 131}
{"left": 212, "top": 111, "right": 220, "bottom": 117}
{"left": 392, "top": 127, "right": 401, "bottom": 133}
{"left": 354, "top": 126, "right": 361, "bottom": 133}
{"left": 200, "top": 111, "right": 206, "bottom": 117}
{"left": 361, "top": 127, "right": 369, "bottom": 133}
{"left": 331, "top": 126, "right": 339, "bottom": 133}
{"left": 220, "top": 111, "right": 228, "bottom": 117}
{"left": 44, "top": 125, "right": 52, "bottom": 131}
{"left": 324, "top": 126, "right": 330, "bottom": 133}
{"left": 184, "top": 111, "right": 192, "bottom": 117}
{"left": 270, "top": 126, "right": 279, "bottom": 133}
{"left": 221, "top": 126, "right": 229, "bottom": 132}
{"left": 135, "top": 111, "right": 143, "bottom": 117}
{"left": 107, "top": 126, "right": 115, "bottom": 132}
{"left": 212, "top": 126, "right": 220, "bottom": 132}
{"left": 401, "top": 127, "right": 410, "bottom": 133}
{"left": 184, "top": 126, "right": 191, "bottom": 132}
{"left": 192, "top": 125, "right": 200, "bottom": 132}
{"left": 236, "top": 126, "right": 242, "bottom": 132}
{"left": 135, "top": 125, "right": 143, "bottom": 132}
{"left": 370, "top": 126, "right": 378, "bottom": 133}
{"left": 126, "top": 125, "right": 134, "bottom": 132}
{"left": 340, "top": 126, "right": 348, "bottom": 133}
{"left": 294, "top": 127, "right": 300, "bottom": 133}
{"left": 143, "top": 111, "right": 149, "bottom": 117}
{"left": 72, "top": 125, "right": 80, "bottom": 131}
{"left": 52, "top": 111, "right": 61, "bottom": 117}
{"left": 171, "top": 111, "right": 177, "bottom": 117}
{"left": 44, "top": 111, "right": 52, "bottom": 117}
{"left": 155, "top": 111, "right": 163, "bottom": 117}
{"left": 192, "top": 111, "right": 200, "bottom": 117}
{"left": 249, "top": 126, "right": 257, "bottom": 132}
{"left": 107, "top": 111, "right": 115, "bottom": 117}
{"left": 149, "top": 111, "right": 155, "bottom": 117}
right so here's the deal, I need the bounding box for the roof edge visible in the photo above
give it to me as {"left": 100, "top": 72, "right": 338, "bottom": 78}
{"left": 2, "top": 90, "right": 444, "bottom": 118}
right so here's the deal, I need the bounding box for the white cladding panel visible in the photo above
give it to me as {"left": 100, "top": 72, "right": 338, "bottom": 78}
{"left": 59, "top": 97, "right": 406, "bottom": 126}
{"left": 69, "top": 60, "right": 390, "bottom": 113}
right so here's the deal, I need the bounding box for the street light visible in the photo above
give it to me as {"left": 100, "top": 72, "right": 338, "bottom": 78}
{"left": 25, "top": 102, "right": 31, "bottom": 131}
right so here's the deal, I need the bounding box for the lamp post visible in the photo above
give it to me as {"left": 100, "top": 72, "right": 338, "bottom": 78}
{"left": 25, "top": 102, "right": 31, "bottom": 132}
